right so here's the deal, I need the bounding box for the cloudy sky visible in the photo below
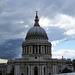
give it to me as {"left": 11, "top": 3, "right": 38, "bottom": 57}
{"left": 0, "top": 0, "right": 75, "bottom": 63}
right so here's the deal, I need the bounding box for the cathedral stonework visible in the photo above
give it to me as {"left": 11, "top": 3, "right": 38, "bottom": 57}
{"left": 7, "top": 12, "right": 73, "bottom": 75}
{"left": 22, "top": 11, "right": 52, "bottom": 59}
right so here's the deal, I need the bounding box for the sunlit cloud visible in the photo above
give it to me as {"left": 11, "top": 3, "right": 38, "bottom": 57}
{"left": 39, "top": 17, "right": 51, "bottom": 27}
{"left": 64, "top": 29, "right": 75, "bottom": 36}
{"left": 51, "top": 38, "right": 67, "bottom": 46}
{"left": 51, "top": 40, "right": 59, "bottom": 46}
{"left": 40, "top": 13, "right": 75, "bottom": 29}
{"left": 40, "top": 13, "right": 75, "bottom": 42}
{"left": 0, "top": 59, "right": 8, "bottom": 63}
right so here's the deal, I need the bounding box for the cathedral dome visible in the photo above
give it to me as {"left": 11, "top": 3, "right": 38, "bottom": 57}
{"left": 25, "top": 11, "right": 48, "bottom": 40}
{"left": 26, "top": 26, "right": 48, "bottom": 39}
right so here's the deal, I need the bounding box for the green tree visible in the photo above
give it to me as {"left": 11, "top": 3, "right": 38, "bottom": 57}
{"left": 72, "top": 59, "right": 75, "bottom": 70}
{"left": 61, "top": 67, "right": 72, "bottom": 73}
{"left": 9, "top": 67, "right": 14, "bottom": 75}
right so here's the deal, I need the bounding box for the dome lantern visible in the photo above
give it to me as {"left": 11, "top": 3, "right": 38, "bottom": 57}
{"left": 34, "top": 11, "right": 40, "bottom": 26}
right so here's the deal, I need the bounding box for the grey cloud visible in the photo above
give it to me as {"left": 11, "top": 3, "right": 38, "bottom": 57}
{"left": 0, "top": 0, "right": 75, "bottom": 43}
{"left": 0, "top": 0, "right": 75, "bottom": 59}
{"left": 43, "top": 26, "right": 67, "bottom": 41}
{"left": 0, "top": 39, "right": 23, "bottom": 59}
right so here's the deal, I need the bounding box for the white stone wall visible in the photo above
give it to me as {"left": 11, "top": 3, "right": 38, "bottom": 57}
{"left": 7, "top": 65, "right": 12, "bottom": 73}
{"left": 14, "top": 65, "right": 20, "bottom": 75}
{"left": 53, "top": 65, "right": 58, "bottom": 74}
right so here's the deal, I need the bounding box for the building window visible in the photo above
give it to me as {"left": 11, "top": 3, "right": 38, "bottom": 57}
{"left": 44, "top": 67, "right": 45, "bottom": 75}
{"left": 27, "top": 67, "right": 28, "bottom": 75}
{"left": 35, "top": 57, "right": 37, "bottom": 59}
{"left": 49, "top": 73, "right": 51, "bottom": 75}
{"left": 34, "top": 67, "right": 38, "bottom": 75}
{"left": 21, "top": 73, "right": 23, "bottom": 75}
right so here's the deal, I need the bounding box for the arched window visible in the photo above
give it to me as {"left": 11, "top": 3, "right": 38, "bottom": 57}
{"left": 34, "top": 67, "right": 38, "bottom": 75}
{"left": 44, "top": 67, "right": 45, "bottom": 75}
{"left": 21, "top": 73, "right": 23, "bottom": 75}
{"left": 27, "top": 67, "right": 28, "bottom": 75}
{"left": 49, "top": 73, "right": 51, "bottom": 75}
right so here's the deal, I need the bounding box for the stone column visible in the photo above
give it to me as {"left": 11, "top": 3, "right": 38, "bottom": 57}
{"left": 48, "top": 46, "right": 49, "bottom": 54}
{"left": 27, "top": 46, "right": 29, "bottom": 54}
{"left": 36, "top": 46, "right": 38, "bottom": 53}
{"left": 49, "top": 46, "right": 50, "bottom": 54}
{"left": 41, "top": 46, "right": 42, "bottom": 54}
{"left": 25, "top": 46, "right": 26, "bottom": 54}
{"left": 43, "top": 46, "right": 44, "bottom": 54}
{"left": 28, "top": 66, "right": 30, "bottom": 75}
{"left": 46, "top": 46, "right": 47, "bottom": 54}
{"left": 31, "top": 66, "right": 32, "bottom": 75}
{"left": 47, "top": 46, "right": 48, "bottom": 54}
{"left": 7, "top": 65, "right": 12, "bottom": 74}
{"left": 40, "top": 66, "right": 42, "bottom": 75}
{"left": 26, "top": 46, "right": 27, "bottom": 54}
{"left": 49, "top": 46, "right": 50, "bottom": 53}
{"left": 29, "top": 46, "right": 31, "bottom": 54}
{"left": 53, "top": 65, "right": 56, "bottom": 74}
{"left": 31, "top": 46, "right": 33, "bottom": 54}
{"left": 42, "top": 66, "right": 44, "bottom": 75}
{"left": 34, "top": 46, "right": 36, "bottom": 54}
{"left": 25, "top": 66, "right": 26, "bottom": 75}
{"left": 53, "top": 65, "right": 54, "bottom": 74}
{"left": 38, "top": 45, "right": 39, "bottom": 54}
{"left": 44, "top": 46, "right": 46, "bottom": 54}
{"left": 14, "top": 65, "right": 20, "bottom": 75}
{"left": 23, "top": 46, "right": 25, "bottom": 55}
{"left": 45, "top": 66, "right": 47, "bottom": 75}
{"left": 39, "top": 45, "right": 41, "bottom": 54}
{"left": 29, "top": 46, "right": 30, "bottom": 54}
{"left": 22, "top": 46, "right": 24, "bottom": 54}
{"left": 55, "top": 65, "right": 56, "bottom": 74}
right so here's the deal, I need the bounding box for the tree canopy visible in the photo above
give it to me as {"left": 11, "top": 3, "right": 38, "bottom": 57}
{"left": 9, "top": 67, "right": 14, "bottom": 75}
{"left": 0, "top": 70, "right": 2, "bottom": 75}
{"left": 61, "top": 67, "right": 72, "bottom": 73}
{"left": 72, "top": 59, "right": 75, "bottom": 70}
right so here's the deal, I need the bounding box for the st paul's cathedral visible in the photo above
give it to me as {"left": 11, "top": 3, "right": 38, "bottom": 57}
{"left": 7, "top": 11, "right": 73, "bottom": 75}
